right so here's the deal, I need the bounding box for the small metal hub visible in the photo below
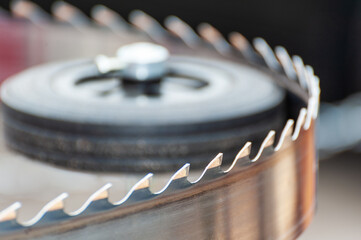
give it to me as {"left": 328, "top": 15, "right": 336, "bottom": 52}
{"left": 96, "top": 42, "right": 170, "bottom": 81}
{"left": 95, "top": 42, "right": 170, "bottom": 96}
{"left": 118, "top": 42, "right": 170, "bottom": 81}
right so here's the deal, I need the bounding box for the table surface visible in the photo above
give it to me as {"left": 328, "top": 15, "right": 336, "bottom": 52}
{"left": 300, "top": 152, "right": 361, "bottom": 240}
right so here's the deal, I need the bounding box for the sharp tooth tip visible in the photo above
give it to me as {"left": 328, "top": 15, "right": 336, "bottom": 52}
{"left": 305, "top": 65, "right": 314, "bottom": 71}
{"left": 146, "top": 173, "right": 154, "bottom": 179}
{"left": 164, "top": 15, "right": 183, "bottom": 27}
{"left": 146, "top": 172, "right": 154, "bottom": 178}
{"left": 164, "top": 16, "right": 175, "bottom": 26}
{"left": 180, "top": 163, "right": 190, "bottom": 169}
{"left": 207, "top": 153, "right": 223, "bottom": 168}
{"left": 258, "top": 132, "right": 275, "bottom": 150}
{"left": 245, "top": 141, "right": 252, "bottom": 150}
{"left": 275, "top": 46, "right": 286, "bottom": 53}
{"left": 130, "top": 9, "right": 144, "bottom": 16}
{"left": 243, "top": 142, "right": 252, "bottom": 152}
{"left": 276, "top": 120, "right": 296, "bottom": 151}
{"left": 0, "top": 201, "right": 22, "bottom": 217}
{"left": 253, "top": 37, "right": 264, "bottom": 42}
{"left": 134, "top": 174, "right": 153, "bottom": 190}
{"left": 293, "top": 55, "right": 302, "bottom": 62}
{"left": 253, "top": 38, "right": 266, "bottom": 49}
{"left": 197, "top": 22, "right": 210, "bottom": 30}
{"left": 60, "top": 192, "right": 70, "bottom": 198}
{"left": 216, "top": 152, "right": 223, "bottom": 160}
{"left": 12, "top": 201, "right": 22, "bottom": 208}
{"left": 183, "top": 163, "right": 191, "bottom": 171}
{"left": 267, "top": 131, "right": 276, "bottom": 144}
{"left": 173, "top": 163, "right": 190, "bottom": 180}
{"left": 91, "top": 4, "right": 105, "bottom": 13}
{"left": 286, "top": 120, "right": 295, "bottom": 133}
{"left": 128, "top": 9, "right": 145, "bottom": 21}
{"left": 228, "top": 32, "right": 239, "bottom": 41}
{"left": 229, "top": 31, "right": 240, "bottom": 38}
{"left": 165, "top": 15, "right": 177, "bottom": 20}
{"left": 266, "top": 130, "right": 276, "bottom": 139}
{"left": 91, "top": 184, "right": 112, "bottom": 199}
{"left": 235, "top": 142, "right": 252, "bottom": 160}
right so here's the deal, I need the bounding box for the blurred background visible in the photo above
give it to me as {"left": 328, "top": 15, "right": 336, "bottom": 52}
{"left": 1, "top": 0, "right": 360, "bottom": 102}
{"left": 0, "top": 0, "right": 360, "bottom": 239}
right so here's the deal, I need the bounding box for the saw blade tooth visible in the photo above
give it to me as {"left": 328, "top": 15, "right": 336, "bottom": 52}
{"left": 155, "top": 163, "right": 190, "bottom": 194}
{"left": 171, "top": 163, "right": 190, "bottom": 180}
{"left": 10, "top": 0, "right": 50, "bottom": 23}
{"left": 132, "top": 173, "right": 153, "bottom": 191}
{"left": 164, "top": 15, "right": 201, "bottom": 48}
{"left": 192, "top": 153, "right": 223, "bottom": 183}
{"left": 312, "top": 76, "right": 321, "bottom": 119}
{"left": 305, "top": 65, "right": 314, "bottom": 76}
{"left": 292, "top": 108, "right": 308, "bottom": 141}
{"left": 275, "top": 119, "right": 295, "bottom": 151}
{"left": 17, "top": 193, "right": 68, "bottom": 227}
{"left": 197, "top": 22, "right": 232, "bottom": 55}
{"left": 304, "top": 65, "right": 314, "bottom": 96}
{"left": 275, "top": 46, "right": 297, "bottom": 80}
{"left": 253, "top": 38, "right": 281, "bottom": 71}
{"left": 304, "top": 97, "right": 317, "bottom": 130}
{"left": 64, "top": 183, "right": 112, "bottom": 216}
{"left": 305, "top": 65, "right": 317, "bottom": 96}
{"left": 229, "top": 32, "right": 263, "bottom": 63}
{"left": 0, "top": 202, "right": 21, "bottom": 222}
{"left": 251, "top": 130, "right": 276, "bottom": 162}
{"left": 91, "top": 5, "right": 129, "bottom": 30}
{"left": 292, "top": 55, "right": 308, "bottom": 90}
{"left": 304, "top": 67, "right": 313, "bottom": 95}
{"left": 206, "top": 152, "right": 223, "bottom": 169}
{"left": 52, "top": 1, "right": 90, "bottom": 27}
{"left": 304, "top": 65, "right": 320, "bottom": 119}
{"left": 292, "top": 56, "right": 320, "bottom": 123}
{"left": 224, "top": 142, "right": 252, "bottom": 173}
{"left": 112, "top": 174, "right": 153, "bottom": 205}
{"left": 129, "top": 10, "right": 168, "bottom": 42}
